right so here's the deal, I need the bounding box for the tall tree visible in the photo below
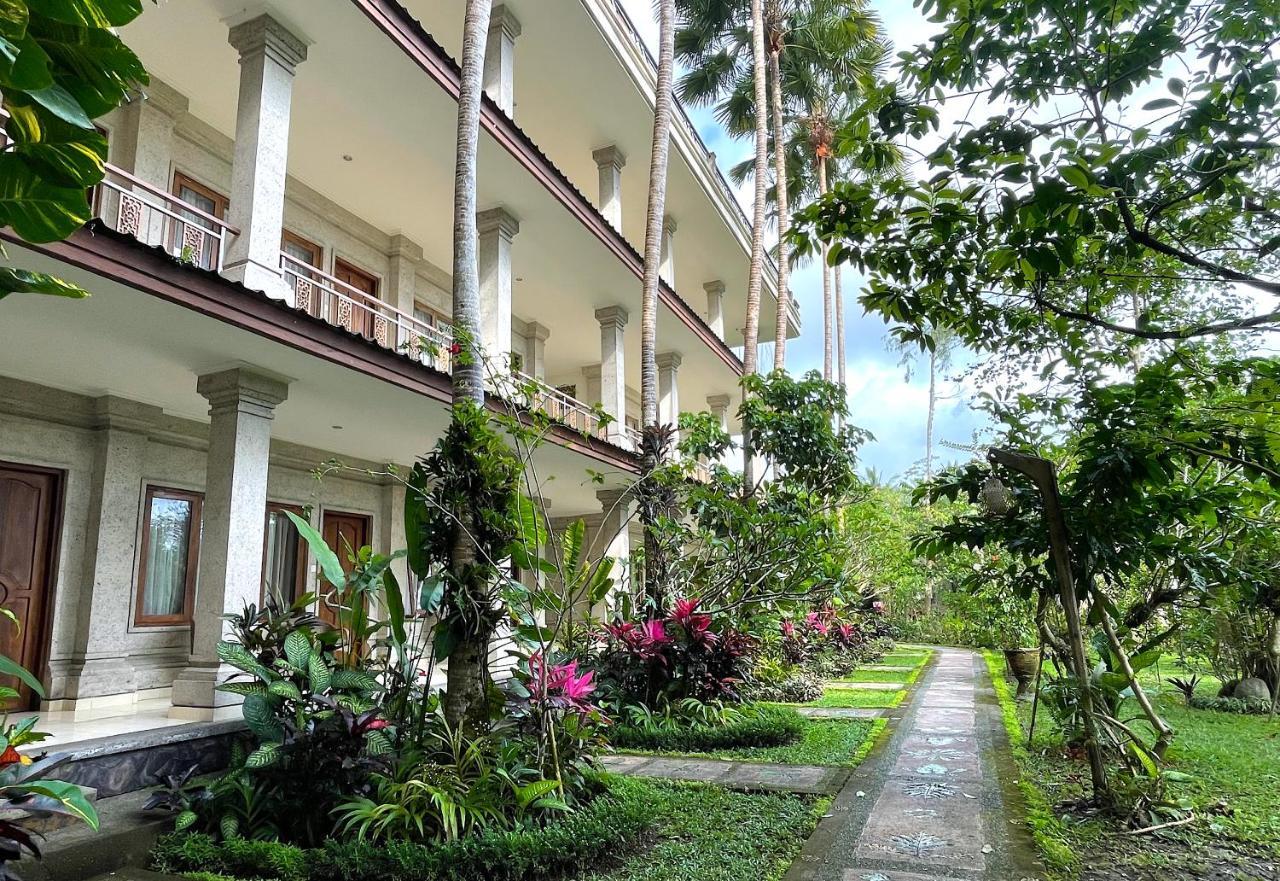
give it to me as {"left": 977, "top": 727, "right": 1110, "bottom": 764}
{"left": 741, "top": 0, "right": 769, "bottom": 492}
{"left": 641, "top": 0, "right": 676, "bottom": 431}
{"left": 889, "top": 324, "right": 959, "bottom": 482}
{"left": 766, "top": 3, "right": 792, "bottom": 372}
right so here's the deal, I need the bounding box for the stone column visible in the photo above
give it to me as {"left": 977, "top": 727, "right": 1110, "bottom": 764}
{"left": 703, "top": 280, "right": 726, "bottom": 340}
{"left": 222, "top": 14, "right": 307, "bottom": 303}
{"left": 110, "top": 79, "right": 188, "bottom": 247}
{"left": 592, "top": 146, "right": 626, "bottom": 230}
{"left": 483, "top": 5, "right": 521, "bottom": 116}
{"left": 386, "top": 235, "right": 423, "bottom": 354}
{"left": 595, "top": 488, "right": 636, "bottom": 614}
{"left": 657, "top": 351, "right": 682, "bottom": 435}
{"left": 47, "top": 398, "right": 161, "bottom": 715}
{"left": 478, "top": 207, "right": 520, "bottom": 371}
{"left": 596, "top": 306, "right": 629, "bottom": 446}
{"left": 171, "top": 368, "right": 289, "bottom": 719}
{"left": 660, "top": 215, "right": 677, "bottom": 286}
{"left": 523, "top": 321, "right": 550, "bottom": 379}
{"left": 707, "top": 393, "right": 731, "bottom": 432}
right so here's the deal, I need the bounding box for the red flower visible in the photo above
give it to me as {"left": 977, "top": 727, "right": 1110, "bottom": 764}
{"left": 671, "top": 597, "right": 714, "bottom": 643}
{"left": 449, "top": 342, "right": 462, "bottom": 355}
{"left": 366, "top": 718, "right": 389, "bottom": 730}
{"left": 780, "top": 619, "right": 796, "bottom": 638}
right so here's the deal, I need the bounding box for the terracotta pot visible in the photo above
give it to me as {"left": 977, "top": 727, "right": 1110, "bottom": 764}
{"left": 1003, "top": 647, "right": 1040, "bottom": 699}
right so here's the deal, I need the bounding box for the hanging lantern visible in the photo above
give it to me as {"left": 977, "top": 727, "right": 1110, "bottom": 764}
{"left": 981, "top": 474, "right": 1011, "bottom": 515}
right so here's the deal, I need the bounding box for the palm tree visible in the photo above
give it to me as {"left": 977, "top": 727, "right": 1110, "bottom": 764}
{"left": 740, "top": 0, "right": 769, "bottom": 492}
{"left": 641, "top": 0, "right": 676, "bottom": 431}
{"left": 440, "top": 0, "right": 491, "bottom": 730}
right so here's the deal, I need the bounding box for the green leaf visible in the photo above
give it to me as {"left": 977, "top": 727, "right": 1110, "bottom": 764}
{"left": 433, "top": 619, "right": 461, "bottom": 662}
{"left": 381, "top": 567, "right": 407, "bottom": 648}
{"left": 330, "top": 669, "right": 379, "bottom": 692}
{"left": 240, "top": 693, "right": 280, "bottom": 738}
{"left": 284, "top": 510, "right": 345, "bottom": 589}
{"left": 514, "top": 778, "right": 561, "bottom": 810}
{"left": 0, "top": 152, "right": 90, "bottom": 241}
{"left": 307, "top": 653, "right": 331, "bottom": 693}
{"left": 365, "top": 730, "right": 392, "bottom": 756}
{"left": 513, "top": 494, "right": 548, "bottom": 552}
{"left": 4, "top": 99, "right": 106, "bottom": 186}
{"left": 175, "top": 809, "right": 198, "bottom": 832}
{"left": 1142, "top": 97, "right": 1178, "bottom": 111}
{"left": 0, "top": 33, "right": 52, "bottom": 91}
{"left": 21, "top": 781, "right": 97, "bottom": 829}
{"left": 244, "top": 742, "right": 280, "bottom": 769}
{"left": 216, "top": 641, "right": 269, "bottom": 678}
{"left": 0, "top": 266, "right": 89, "bottom": 302}
{"left": 21, "top": 81, "right": 90, "bottom": 128}
{"left": 267, "top": 680, "right": 301, "bottom": 701}
{"left": 1059, "top": 165, "right": 1091, "bottom": 190}
{"left": 0, "top": 653, "right": 44, "bottom": 698}
{"left": 32, "top": 0, "right": 144, "bottom": 29}
{"left": 283, "top": 629, "right": 312, "bottom": 670}
{"left": 561, "top": 518, "right": 585, "bottom": 576}
{"left": 587, "top": 556, "right": 615, "bottom": 605}
{"left": 216, "top": 682, "right": 267, "bottom": 697}
{"left": 219, "top": 813, "right": 240, "bottom": 840}
{"left": 30, "top": 19, "right": 147, "bottom": 118}
{"left": 0, "top": 1, "right": 29, "bottom": 42}
{"left": 418, "top": 574, "right": 445, "bottom": 616}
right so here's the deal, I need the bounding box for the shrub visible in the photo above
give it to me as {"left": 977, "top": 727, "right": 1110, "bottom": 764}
{"left": 152, "top": 779, "right": 653, "bottom": 881}
{"left": 609, "top": 704, "right": 804, "bottom": 753}
{"left": 741, "top": 670, "right": 824, "bottom": 703}
{"left": 1189, "top": 695, "right": 1275, "bottom": 715}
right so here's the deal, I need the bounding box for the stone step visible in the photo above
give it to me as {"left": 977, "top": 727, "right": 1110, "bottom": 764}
{"left": 796, "top": 706, "right": 886, "bottom": 720}
{"left": 19, "top": 789, "right": 171, "bottom": 881}
{"left": 601, "top": 754, "right": 850, "bottom": 795}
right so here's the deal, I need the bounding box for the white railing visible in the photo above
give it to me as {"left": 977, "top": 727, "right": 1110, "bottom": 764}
{"left": 505, "top": 371, "right": 612, "bottom": 442}
{"left": 97, "top": 165, "right": 237, "bottom": 271}
{"left": 280, "top": 252, "right": 455, "bottom": 372}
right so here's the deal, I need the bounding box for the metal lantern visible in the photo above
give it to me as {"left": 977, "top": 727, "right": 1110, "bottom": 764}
{"left": 981, "top": 474, "right": 1012, "bottom": 515}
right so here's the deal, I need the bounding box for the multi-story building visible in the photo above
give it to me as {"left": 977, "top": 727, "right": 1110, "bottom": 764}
{"left": 0, "top": 0, "right": 795, "bottom": 735}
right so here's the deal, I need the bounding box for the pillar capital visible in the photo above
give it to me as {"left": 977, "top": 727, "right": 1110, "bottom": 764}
{"left": 489, "top": 5, "right": 523, "bottom": 41}
{"left": 706, "top": 393, "right": 731, "bottom": 410}
{"left": 594, "top": 305, "right": 629, "bottom": 329}
{"left": 228, "top": 14, "right": 308, "bottom": 73}
{"left": 592, "top": 145, "right": 627, "bottom": 171}
{"left": 386, "top": 233, "right": 424, "bottom": 262}
{"left": 656, "top": 351, "right": 683, "bottom": 371}
{"left": 477, "top": 206, "right": 521, "bottom": 240}
{"left": 526, "top": 320, "right": 551, "bottom": 342}
{"left": 197, "top": 367, "right": 290, "bottom": 418}
{"left": 89, "top": 395, "right": 163, "bottom": 433}
{"left": 596, "top": 487, "right": 635, "bottom": 510}
{"left": 663, "top": 214, "right": 678, "bottom": 234}
{"left": 703, "top": 279, "right": 726, "bottom": 296}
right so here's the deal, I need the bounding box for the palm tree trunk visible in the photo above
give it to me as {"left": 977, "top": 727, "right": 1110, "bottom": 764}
{"left": 641, "top": 0, "right": 674, "bottom": 430}
{"left": 818, "top": 152, "right": 832, "bottom": 382}
{"left": 741, "top": 0, "right": 769, "bottom": 495}
{"left": 443, "top": 0, "right": 492, "bottom": 731}
{"left": 835, "top": 261, "right": 846, "bottom": 400}
{"left": 451, "top": 0, "right": 490, "bottom": 407}
{"left": 926, "top": 346, "right": 937, "bottom": 483}
{"left": 768, "top": 47, "right": 790, "bottom": 373}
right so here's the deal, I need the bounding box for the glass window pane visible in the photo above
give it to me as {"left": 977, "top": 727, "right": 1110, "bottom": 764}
{"left": 143, "top": 496, "right": 192, "bottom": 618}
{"left": 263, "top": 509, "right": 302, "bottom": 602}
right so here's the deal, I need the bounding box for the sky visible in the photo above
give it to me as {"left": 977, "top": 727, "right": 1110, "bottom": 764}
{"left": 616, "top": 0, "right": 992, "bottom": 481}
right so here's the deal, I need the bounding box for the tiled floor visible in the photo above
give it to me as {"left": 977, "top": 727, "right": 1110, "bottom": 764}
{"left": 15, "top": 701, "right": 193, "bottom": 751}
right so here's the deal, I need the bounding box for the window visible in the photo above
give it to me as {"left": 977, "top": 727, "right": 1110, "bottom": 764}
{"left": 135, "top": 487, "right": 202, "bottom": 626}
{"left": 333, "top": 258, "right": 379, "bottom": 337}
{"left": 282, "top": 230, "right": 322, "bottom": 271}
{"left": 171, "top": 172, "right": 228, "bottom": 270}
{"left": 262, "top": 502, "right": 308, "bottom": 604}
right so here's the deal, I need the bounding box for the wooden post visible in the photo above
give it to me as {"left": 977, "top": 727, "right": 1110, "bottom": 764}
{"left": 988, "top": 447, "right": 1111, "bottom": 805}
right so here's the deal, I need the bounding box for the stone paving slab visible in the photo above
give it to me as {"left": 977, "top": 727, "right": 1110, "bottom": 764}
{"left": 857, "top": 664, "right": 919, "bottom": 672}
{"left": 841, "top": 871, "right": 970, "bottom": 881}
{"left": 827, "top": 681, "right": 905, "bottom": 691}
{"left": 599, "top": 754, "right": 848, "bottom": 794}
{"left": 888, "top": 750, "right": 983, "bottom": 782}
{"left": 797, "top": 706, "right": 887, "bottom": 720}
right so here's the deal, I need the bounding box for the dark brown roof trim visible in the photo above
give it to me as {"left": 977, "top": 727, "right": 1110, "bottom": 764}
{"left": 350, "top": 0, "right": 744, "bottom": 374}
{"left": 1, "top": 223, "right": 641, "bottom": 474}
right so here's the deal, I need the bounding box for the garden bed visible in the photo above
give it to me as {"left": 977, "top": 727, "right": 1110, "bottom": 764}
{"left": 150, "top": 776, "right": 824, "bottom": 881}
{"left": 983, "top": 650, "right": 1280, "bottom": 881}
{"left": 614, "top": 716, "right": 884, "bottom": 768}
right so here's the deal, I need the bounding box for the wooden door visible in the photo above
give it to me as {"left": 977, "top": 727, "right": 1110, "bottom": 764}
{"left": 318, "top": 511, "right": 370, "bottom": 631}
{"left": 0, "top": 465, "right": 60, "bottom": 710}
{"left": 332, "top": 259, "right": 378, "bottom": 338}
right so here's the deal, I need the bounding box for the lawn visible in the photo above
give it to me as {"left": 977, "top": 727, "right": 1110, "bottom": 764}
{"left": 984, "top": 650, "right": 1280, "bottom": 880}
{"left": 807, "top": 687, "right": 905, "bottom": 709}
{"left": 574, "top": 778, "right": 827, "bottom": 881}
{"left": 835, "top": 668, "right": 913, "bottom": 684}
{"left": 880, "top": 650, "right": 931, "bottom": 668}
{"left": 619, "top": 717, "right": 884, "bottom": 767}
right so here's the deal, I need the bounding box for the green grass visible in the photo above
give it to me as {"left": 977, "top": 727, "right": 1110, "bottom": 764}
{"left": 807, "top": 687, "right": 904, "bottom": 709}
{"left": 575, "top": 778, "right": 828, "bottom": 881}
{"left": 629, "top": 716, "right": 884, "bottom": 767}
{"left": 835, "top": 668, "right": 912, "bottom": 684}
{"left": 881, "top": 651, "right": 931, "bottom": 668}
{"left": 985, "top": 649, "right": 1280, "bottom": 879}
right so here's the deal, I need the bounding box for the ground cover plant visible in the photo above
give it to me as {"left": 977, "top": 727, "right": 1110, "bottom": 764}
{"left": 806, "top": 688, "right": 904, "bottom": 709}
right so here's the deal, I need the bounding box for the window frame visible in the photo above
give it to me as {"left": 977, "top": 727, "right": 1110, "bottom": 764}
{"left": 171, "top": 171, "right": 229, "bottom": 220}
{"left": 281, "top": 230, "right": 323, "bottom": 269}
{"left": 261, "top": 501, "right": 309, "bottom": 604}
{"left": 134, "top": 485, "right": 203, "bottom": 627}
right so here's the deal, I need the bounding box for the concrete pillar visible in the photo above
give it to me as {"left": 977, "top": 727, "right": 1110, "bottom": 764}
{"left": 596, "top": 306, "right": 629, "bottom": 446}
{"left": 46, "top": 398, "right": 162, "bottom": 715}
{"left": 222, "top": 14, "right": 308, "bottom": 303}
{"left": 110, "top": 79, "right": 188, "bottom": 247}
{"left": 596, "top": 488, "right": 636, "bottom": 614}
{"left": 592, "top": 146, "right": 626, "bottom": 230}
{"left": 703, "top": 280, "right": 726, "bottom": 340}
{"left": 659, "top": 215, "right": 677, "bottom": 286}
{"left": 523, "top": 321, "right": 550, "bottom": 380}
{"left": 707, "top": 393, "right": 731, "bottom": 432}
{"left": 171, "top": 368, "right": 289, "bottom": 719}
{"left": 483, "top": 5, "right": 521, "bottom": 116}
{"left": 657, "top": 351, "right": 682, "bottom": 434}
{"left": 386, "top": 235, "right": 423, "bottom": 317}
{"left": 478, "top": 207, "right": 520, "bottom": 371}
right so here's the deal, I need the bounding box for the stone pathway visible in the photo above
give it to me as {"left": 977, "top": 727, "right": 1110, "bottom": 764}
{"left": 599, "top": 753, "right": 848, "bottom": 794}
{"left": 827, "top": 680, "right": 906, "bottom": 691}
{"left": 796, "top": 706, "right": 886, "bottom": 720}
{"left": 785, "top": 648, "right": 1042, "bottom": 881}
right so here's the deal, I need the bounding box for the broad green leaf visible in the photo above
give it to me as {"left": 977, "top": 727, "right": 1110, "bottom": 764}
{"left": 307, "top": 653, "right": 331, "bottom": 693}
{"left": 175, "top": 810, "right": 198, "bottom": 832}
{"left": 0, "top": 33, "right": 52, "bottom": 91}
{"left": 30, "top": 20, "right": 147, "bottom": 118}
{"left": 245, "top": 742, "right": 280, "bottom": 769}
{"left": 284, "top": 510, "right": 345, "bottom": 589}
{"left": 587, "top": 556, "right": 615, "bottom": 605}
{"left": 330, "top": 669, "right": 379, "bottom": 692}
{"left": 0, "top": 1, "right": 28, "bottom": 41}
{"left": 21, "top": 781, "right": 98, "bottom": 829}
{"left": 283, "top": 629, "right": 311, "bottom": 669}
{"left": 0, "top": 152, "right": 90, "bottom": 241}
{"left": 216, "top": 641, "right": 270, "bottom": 678}
{"left": 0, "top": 267, "right": 90, "bottom": 302}
{"left": 32, "top": 0, "right": 144, "bottom": 29}
{"left": 418, "top": 573, "right": 445, "bottom": 616}
{"left": 5, "top": 99, "right": 106, "bottom": 186}
{"left": 216, "top": 682, "right": 267, "bottom": 697}
{"left": 267, "top": 680, "right": 301, "bottom": 701}
{"left": 561, "top": 518, "right": 584, "bottom": 576}
{"left": 240, "top": 693, "right": 279, "bottom": 738}
{"left": 381, "top": 567, "right": 407, "bottom": 648}
{"left": 513, "top": 494, "right": 548, "bottom": 551}
{"left": 22, "top": 82, "right": 90, "bottom": 128}
{"left": 0, "top": 652, "right": 44, "bottom": 698}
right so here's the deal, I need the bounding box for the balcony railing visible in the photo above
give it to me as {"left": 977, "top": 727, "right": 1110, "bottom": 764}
{"left": 506, "top": 371, "right": 611, "bottom": 442}
{"left": 97, "top": 164, "right": 237, "bottom": 271}
{"left": 280, "top": 252, "right": 454, "bottom": 373}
